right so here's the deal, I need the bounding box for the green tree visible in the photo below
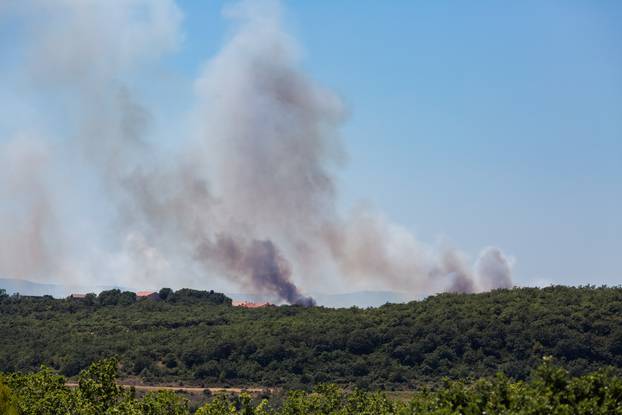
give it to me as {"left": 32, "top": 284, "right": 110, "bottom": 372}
{"left": 159, "top": 288, "right": 174, "bottom": 301}
{"left": 77, "top": 358, "right": 122, "bottom": 412}
{"left": 0, "top": 376, "right": 18, "bottom": 415}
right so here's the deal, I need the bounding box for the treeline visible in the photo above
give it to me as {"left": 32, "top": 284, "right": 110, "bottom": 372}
{"left": 26, "top": 288, "right": 231, "bottom": 307}
{"left": 1, "top": 286, "right": 622, "bottom": 388}
{"left": 2, "top": 358, "right": 621, "bottom": 414}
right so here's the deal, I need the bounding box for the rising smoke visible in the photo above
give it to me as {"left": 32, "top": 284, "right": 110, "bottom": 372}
{"left": 0, "top": 134, "right": 62, "bottom": 280}
{"left": 0, "top": 0, "right": 513, "bottom": 304}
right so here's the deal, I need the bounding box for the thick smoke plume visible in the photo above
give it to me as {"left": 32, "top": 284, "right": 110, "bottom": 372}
{"left": 199, "top": 237, "right": 315, "bottom": 306}
{"left": 0, "top": 0, "right": 513, "bottom": 304}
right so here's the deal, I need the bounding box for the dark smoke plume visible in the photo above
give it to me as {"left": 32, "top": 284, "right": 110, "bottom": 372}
{"left": 199, "top": 236, "right": 315, "bottom": 306}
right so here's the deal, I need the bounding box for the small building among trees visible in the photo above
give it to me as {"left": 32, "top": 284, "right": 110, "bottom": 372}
{"left": 232, "top": 300, "right": 271, "bottom": 308}
{"left": 136, "top": 290, "right": 160, "bottom": 301}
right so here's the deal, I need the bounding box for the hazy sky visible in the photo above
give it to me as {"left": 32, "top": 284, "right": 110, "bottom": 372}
{"left": 1, "top": 1, "right": 620, "bottom": 291}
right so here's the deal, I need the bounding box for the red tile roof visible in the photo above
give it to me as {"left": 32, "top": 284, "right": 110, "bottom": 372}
{"left": 136, "top": 290, "right": 157, "bottom": 297}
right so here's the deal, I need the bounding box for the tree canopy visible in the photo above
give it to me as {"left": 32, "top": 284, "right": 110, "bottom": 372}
{"left": 2, "top": 357, "right": 622, "bottom": 414}
{"left": 1, "top": 286, "right": 622, "bottom": 389}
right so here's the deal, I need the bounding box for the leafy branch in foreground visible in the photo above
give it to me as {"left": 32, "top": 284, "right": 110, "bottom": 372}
{"left": 2, "top": 357, "right": 622, "bottom": 414}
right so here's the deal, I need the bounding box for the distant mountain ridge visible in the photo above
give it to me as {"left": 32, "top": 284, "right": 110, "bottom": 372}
{"left": 0, "top": 278, "right": 65, "bottom": 297}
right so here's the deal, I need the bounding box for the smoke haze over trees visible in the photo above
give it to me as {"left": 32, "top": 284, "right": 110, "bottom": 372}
{"left": 0, "top": 0, "right": 513, "bottom": 303}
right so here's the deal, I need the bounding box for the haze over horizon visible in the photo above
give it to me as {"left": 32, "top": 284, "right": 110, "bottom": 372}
{"left": 0, "top": 0, "right": 620, "bottom": 302}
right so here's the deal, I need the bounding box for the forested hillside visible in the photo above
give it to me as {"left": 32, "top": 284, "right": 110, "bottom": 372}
{"left": 1, "top": 286, "right": 622, "bottom": 389}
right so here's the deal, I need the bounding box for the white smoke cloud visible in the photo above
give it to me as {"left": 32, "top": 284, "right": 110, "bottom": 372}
{"left": 0, "top": 0, "right": 513, "bottom": 302}
{"left": 475, "top": 247, "right": 514, "bottom": 291}
{"left": 9, "top": 0, "right": 183, "bottom": 85}
{"left": 0, "top": 0, "right": 185, "bottom": 287}
{"left": 0, "top": 133, "right": 61, "bottom": 280}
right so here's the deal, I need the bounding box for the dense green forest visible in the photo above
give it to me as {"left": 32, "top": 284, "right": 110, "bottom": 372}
{"left": 1, "top": 286, "right": 622, "bottom": 389}
{"left": 2, "top": 358, "right": 622, "bottom": 414}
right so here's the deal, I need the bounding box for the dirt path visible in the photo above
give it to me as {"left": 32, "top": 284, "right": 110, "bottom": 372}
{"left": 65, "top": 382, "right": 271, "bottom": 394}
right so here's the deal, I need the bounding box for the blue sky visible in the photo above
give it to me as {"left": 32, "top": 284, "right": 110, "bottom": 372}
{"left": 0, "top": 0, "right": 620, "bottom": 291}
{"left": 165, "top": 0, "right": 622, "bottom": 286}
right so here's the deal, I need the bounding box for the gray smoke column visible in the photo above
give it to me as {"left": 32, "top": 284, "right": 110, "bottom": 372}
{"left": 198, "top": 236, "right": 315, "bottom": 306}
{"left": 322, "top": 208, "right": 513, "bottom": 294}
{"left": 0, "top": 134, "right": 62, "bottom": 280}
{"left": 474, "top": 247, "right": 513, "bottom": 291}
{"left": 0, "top": 0, "right": 514, "bottom": 303}
{"left": 194, "top": 0, "right": 344, "bottom": 241}
{"left": 192, "top": 0, "right": 514, "bottom": 295}
{"left": 242, "top": 240, "right": 315, "bottom": 306}
{"left": 442, "top": 251, "right": 477, "bottom": 294}
{"left": 190, "top": 0, "right": 345, "bottom": 302}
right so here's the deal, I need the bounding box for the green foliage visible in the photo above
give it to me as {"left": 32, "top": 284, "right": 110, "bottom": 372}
{"left": 0, "top": 375, "right": 18, "bottom": 415}
{"left": 195, "top": 395, "right": 237, "bottom": 415}
{"left": 6, "top": 366, "right": 74, "bottom": 414}
{"left": 159, "top": 288, "right": 174, "bottom": 301}
{"left": 140, "top": 391, "right": 190, "bottom": 415}
{"left": 4, "top": 360, "right": 622, "bottom": 414}
{"left": 169, "top": 289, "right": 232, "bottom": 305}
{"left": 98, "top": 289, "right": 137, "bottom": 306}
{"left": 77, "top": 358, "right": 122, "bottom": 412}
{"left": 2, "top": 286, "right": 622, "bottom": 387}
